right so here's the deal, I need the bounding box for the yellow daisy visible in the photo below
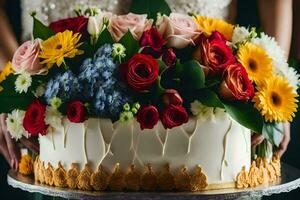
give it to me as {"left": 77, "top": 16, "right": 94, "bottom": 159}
{"left": 253, "top": 76, "right": 298, "bottom": 122}
{"left": 0, "top": 62, "right": 14, "bottom": 92}
{"left": 0, "top": 62, "right": 14, "bottom": 83}
{"left": 237, "top": 43, "right": 273, "bottom": 84}
{"left": 39, "top": 30, "right": 84, "bottom": 68}
{"left": 194, "top": 16, "right": 234, "bottom": 40}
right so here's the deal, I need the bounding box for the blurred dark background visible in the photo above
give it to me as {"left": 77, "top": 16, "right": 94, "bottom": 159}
{"left": 0, "top": 0, "right": 299, "bottom": 199}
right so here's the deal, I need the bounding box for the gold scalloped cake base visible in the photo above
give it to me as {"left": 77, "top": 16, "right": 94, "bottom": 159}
{"left": 33, "top": 155, "right": 281, "bottom": 192}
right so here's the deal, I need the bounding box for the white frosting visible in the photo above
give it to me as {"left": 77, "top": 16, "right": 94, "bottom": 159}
{"left": 39, "top": 114, "right": 250, "bottom": 185}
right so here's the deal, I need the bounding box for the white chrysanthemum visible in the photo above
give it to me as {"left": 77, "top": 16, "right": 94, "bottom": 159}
{"left": 251, "top": 33, "right": 287, "bottom": 73}
{"left": 252, "top": 32, "right": 300, "bottom": 90}
{"left": 6, "top": 110, "right": 28, "bottom": 140}
{"left": 45, "top": 106, "right": 62, "bottom": 129}
{"left": 279, "top": 66, "right": 300, "bottom": 91}
{"left": 232, "top": 26, "right": 250, "bottom": 44}
{"left": 15, "top": 73, "right": 32, "bottom": 93}
{"left": 190, "top": 100, "right": 215, "bottom": 121}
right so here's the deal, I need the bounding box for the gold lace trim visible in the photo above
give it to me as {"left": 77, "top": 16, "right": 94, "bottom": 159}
{"left": 236, "top": 155, "right": 281, "bottom": 189}
{"left": 35, "top": 158, "right": 209, "bottom": 191}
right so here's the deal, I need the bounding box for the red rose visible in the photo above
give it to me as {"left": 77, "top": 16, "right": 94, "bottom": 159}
{"left": 161, "top": 105, "right": 189, "bottom": 129}
{"left": 67, "top": 101, "right": 86, "bottom": 123}
{"left": 162, "top": 89, "right": 183, "bottom": 106}
{"left": 23, "top": 100, "right": 48, "bottom": 136}
{"left": 162, "top": 48, "right": 177, "bottom": 66}
{"left": 136, "top": 105, "right": 159, "bottom": 130}
{"left": 194, "top": 31, "right": 235, "bottom": 74}
{"left": 120, "top": 53, "right": 159, "bottom": 91}
{"left": 49, "top": 16, "right": 88, "bottom": 37}
{"left": 219, "top": 63, "right": 255, "bottom": 101}
{"left": 139, "top": 28, "right": 166, "bottom": 52}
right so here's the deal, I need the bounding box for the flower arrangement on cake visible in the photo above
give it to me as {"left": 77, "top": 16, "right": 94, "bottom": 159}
{"left": 1, "top": 1, "right": 299, "bottom": 192}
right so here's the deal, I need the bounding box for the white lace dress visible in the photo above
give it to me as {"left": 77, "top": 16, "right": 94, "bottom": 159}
{"left": 21, "top": 0, "right": 231, "bottom": 41}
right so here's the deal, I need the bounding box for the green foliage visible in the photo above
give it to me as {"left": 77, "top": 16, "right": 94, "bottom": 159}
{"left": 0, "top": 75, "right": 35, "bottom": 113}
{"left": 95, "top": 28, "right": 114, "bottom": 49}
{"left": 130, "top": 0, "right": 171, "bottom": 20}
{"left": 180, "top": 60, "right": 205, "bottom": 91}
{"left": 223, "top": 101, "right": 263, "bottom": 133}
{"left": 32, "top": 13, "right": 55, "bottom": 40}
{"left": 194, "top": 89, "right": 224, "bottom": 108}
{"left": 262, "top": 122, "right": 284, "bottom": 147}
{"left": 150, "top": 76, "right": 166, "bottom": 103}
{"left": 118, "top": 31, "right": 140, "bottom": 61}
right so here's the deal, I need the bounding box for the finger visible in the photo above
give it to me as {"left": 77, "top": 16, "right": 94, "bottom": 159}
{"left": 1, "top": 117, "right": 20, "bottom": 171}
{"left": 251, "top": 134, "right": 264, "bottom": 147}
{"left": 0, "top": 139, "right": 12, "bottom": 168}
{"left": 276, "top": 134, "right": 290, "bottom": 158}
{"left": 20, "top": 137, "right": 39, "bottom": 153}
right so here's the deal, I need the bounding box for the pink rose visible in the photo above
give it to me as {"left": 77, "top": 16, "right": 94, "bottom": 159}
{"left": 157, "top": 13, "right": 200, "bottom": 49}
{"left": 109, "top": 13, "right": 153, "bottom": 41}
{"left": 12, "top": 39, "right": 44, "bottom": 74}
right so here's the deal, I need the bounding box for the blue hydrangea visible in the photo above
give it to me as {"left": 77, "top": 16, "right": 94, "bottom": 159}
{"left": 44, "top": 71, "right": 82, "bottom": 104}
{"left": 79, "top": 44, "right": 132, "bottom": 119}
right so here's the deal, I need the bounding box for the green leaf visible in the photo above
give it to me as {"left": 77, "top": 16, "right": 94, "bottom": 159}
{"left": 150, "top": 76, "right": 166, "bottom": 100}
{"left": 158, "top": 60, "right": 167, "bottom": 74}
{"left": 118, "top": 31, "right": 139, "bottom": 61}
{"left": 95, "top": 28, "right": 114, "bottom": 49}
{"left": 205, "top": 78, "right": 220, "bottom": 88}
{"left": 223, "top": 101, "right": 263, "bottom": 133}
{"left": 32, "top": 14, "right": 55, "bottom": 40}
{"left": 180, "top": 60, "right": 205, "bottom": 91}
{"left": 130, "top": 0, "right": 171, "bottom": 20}
{"left": 262, "top": 122, "right": 284, "bottom": 147}
{"left": 194, "top": 89, "right": 224, "bottom": 108}
{"left": 0, "top": 75, "right": 38, "bottom": 113}
{"left": 0, "top": 96, "right": 35, "bottom": 113}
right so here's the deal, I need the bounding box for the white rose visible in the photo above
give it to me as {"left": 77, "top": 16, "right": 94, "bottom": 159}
{"left": 232, "top": 26, "right": 250, "bottom": 44}
{"left": 87, "top": 12, "right": 113, "bottom": 36}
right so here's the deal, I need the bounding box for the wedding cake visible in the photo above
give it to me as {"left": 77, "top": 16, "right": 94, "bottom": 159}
{"left": 1, "top": 3, "right": 297, "bottom": 192}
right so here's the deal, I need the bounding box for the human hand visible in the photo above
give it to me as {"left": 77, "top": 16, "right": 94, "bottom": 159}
{"left": 275, "top": 123, "right": 290, "bottom": 157}
{"left": 0, "top": 114, "right": 39, "bottom": 171}
{"left": 0, "top": 113, "right": 20, "bottom": 171}
{"left": 251, "top": 123, "right": 291, "bottom": 158}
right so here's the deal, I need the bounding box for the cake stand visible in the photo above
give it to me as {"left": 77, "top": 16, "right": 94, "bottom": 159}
{"left": 7, "top": 163, "right": 300, "bottom": 200}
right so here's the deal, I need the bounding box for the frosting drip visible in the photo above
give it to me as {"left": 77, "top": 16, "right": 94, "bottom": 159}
{"left": 39, "top": 115, "right": 251, "bottom": 185}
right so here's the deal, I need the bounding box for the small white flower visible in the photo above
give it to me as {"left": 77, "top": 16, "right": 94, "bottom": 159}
{"left": 50, "top": 97, "right": 62, "bottom": 109}
{"left": 33, "top": 84, "right": 45, "bottom": 97}
{"left": 232, "top": 26, "right": 250, "bottom": 44}
{"left": 190, "top": 100, "right": 215, "bottom": 121}
{"left": 119, "top": 111, "right": 134, "bottom": 122}
{"left": 6, "top": 110, "right": 28, "bottom": 141}
{"left": 15, "top": 73, "right": 32, "bottom": 93}
{"left": 214, "top": 108, "right": 227, "bottom": 119}
{"left": 112, "top": 43, "right": 126, "bottom": 62}
{"left": 45, "top": 106, "right": 62, "bottom": 129}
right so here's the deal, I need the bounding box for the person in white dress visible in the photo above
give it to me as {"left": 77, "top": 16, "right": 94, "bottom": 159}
{"left": 0, "top": 0, "right": 293, "bottom": 170}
